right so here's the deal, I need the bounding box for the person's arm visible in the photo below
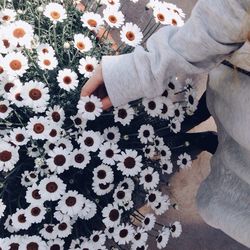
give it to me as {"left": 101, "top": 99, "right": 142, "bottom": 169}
{"left": 101, "top": 0, "right": 249, "bottom": 107}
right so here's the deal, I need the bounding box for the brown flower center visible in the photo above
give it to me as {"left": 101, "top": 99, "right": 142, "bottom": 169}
{"left": 157, "top": 13, "right": 165, "bottom": 22}
{"left": 65, "top": 196, "right": 77, "bottom": 206}
{"left": 63, "top": 76, "right": 72, "bottom": 85}
{"left": 77, "top": 42, "right": 85, "bottom": 50}
{"left": 109, "top": 209, "right": 119, "bottom": 221}
{"left": 85, "top": 64, "right": 94, "bottom": 72}
{"left": 172, "top": 19, "right": 177, "bottom": 26}
{"left": 32, "top": 189, "right": 41, "bottom": 200}
{"left": 18, "top": 213, "right": 26, "bottom": 223}
{"left": 49, "top": 129, "right": 57, "bottom": 137}
{"left": 27, "top": 242, "right": 39, "bottom": 250}
{"left": 85, "top": 101, "right": 95, "bottom": 112}
{"left": 9, "top": 60, "right": 22, "bottom": 71}
{"left": 58, "top": 222, "right": 67, "bottom": 231}
{"left": 0, "top": 150, "right": 12, "bottom": 162}
{"left": 54, "top": 155, "right": 66, "bottom": 166}
{"left": 0, "top": 104, "right": 7, "bottom": 113}
{"left": 50, "top": 11, "right": 61, "bottom": 20}
{"left": 124, "top": 157, "right": 135, "bottom": 169}
{"left": 46, "top": 182, "right": 58, "bottom": 193}
{"left": 15, "top": 93, "right": 23, "bottom": 101}
{"left": 74, "top": 153, "right": 84, "bottom": 163}
{"left": 108, "top": 15, "right": 117, "bottom": 23}
{"left": 87, "top": 19, "right": 97, "bottom": 27}
{"left": 0, "top": 66, "right": 4, "bottom": 74}
{"left": 148, "top": 101, "right": 156, "bottom": 110}
{"left": 2, "top": 15, "right": 11, "bottom": 21}
{"left": 4, "top": 82, "right": 14, "bottom": 92}
{"left": 118, "top": 108, "right": 127, "bottom": 119}
{"left": 84, "top": 137, "right": 94, "bottom": 147}
{"left": 29, "top": 88, "right": 42, "bottom": 100}
{"left": 16, "top": 133, "right": 25, "bottom": 142}
{"left": 119, "top": 229, "right": 128, "bottom": 238}
{"left": 13, "top": 28, "right": 26, "bottom": 38}
{"left": 97, "top": 170, "right": 106, "bottom": 179}
{"left": 50, "top": 245, "right": 60, "bottom": 250}
{"left": 33, "top": 123, "right": 45, "bottom": 134}
{"left": 145, "top": 174, "right": 153, "bottom": 183}
{"left": 52, "top": 112, "right": 61, "bottom": 122}
{"left": 126, "top": 31, "right": 135, "bottom": 41}
{"left": 31, "top": 207, "right": 41, "bottom": 216}
{"left": 43, "top": 59, "right": 51, "bottom": 66}
{"left": 3, "top": 39, "right": 10, "bottom": 48}
{"left": 105, "top": 149, "right": 114, "bottom": 158}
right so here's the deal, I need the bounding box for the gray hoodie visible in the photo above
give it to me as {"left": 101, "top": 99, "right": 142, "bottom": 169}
{"left": 102, "top": 0, "right": 250, "bottom": 247}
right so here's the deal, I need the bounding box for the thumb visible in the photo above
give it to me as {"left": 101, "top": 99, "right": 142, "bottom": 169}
{"left": 81, "top": 65, "right": 103, "bottom": 97}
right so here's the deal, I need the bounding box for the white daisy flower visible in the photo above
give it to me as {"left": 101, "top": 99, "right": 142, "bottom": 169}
{"left": 81, "top": 12, "right": 104, "bottom": 31}
{"left": 9, "top": 20, "right": 34, "bottom": 48}
{"left": 38, "top": 53, "right": 58, "bottom": 70}
{"left": 46, "top": 105, "right": 65, "bottom": 126}
{"left": 79, "top": 198, "right": 97, "bottom": 220}
{"left": 57, "top": 68, "right": 79, "bottom": 91}
{"left": 26, "top": 116, "right": 50, "bottom": 140}
{"left": 92, "top": 181, "right": 114, "bottom": 196}
{"left": 113, "top": 223, "right": 134, "bottom": 245}
{"left": 37, "top": 43, "right": 55, "bottom": 56}
{"left": 26, "top": 204, "right": 46, "bottom": 224}
{"left": 71, "top": 148, "right": 90, "bottom": 169}
{"left": 103, "top": 7, "right": 125, "bottom": 28}
{"left": 40, "top": 224, "right": 58, "bottom": 240}
{"left": 78, "top": 130, "right": 102, "bottom": 152}
{"left": 8, "top": 127, "right": 29, "bottom": 146}
{"left": 173, "top": 103, "right": 185, "bottom": 122}
{"left": 0, "top": 27, "right": 17, "bottom": 54}
{"left": 90, "top": 231, "right": 106, "bottom": 247}
{"left": 169, "top": 118, "right": 181, "bottom": 133}
{"left": 160, "top": 160, "right": 173, "bottom": 175}
{"left": 143, "top": 145, "right": 157, "bottom": 159}
{"left": 113, "top": 186, "right": 131, "bottom": 206}
{"left": 70, "top": 112, "right": 86, "bottom": 130}
{"left": 47, "top": 124, "right": 62, "bottom": 143}
{"left": 131, "top": 227, "right": 148, "bottom": 248}
{"left": 0, "top": 141, "right": 19, "bottom": 172}
{"left": 46, "top": 147, "right": 72, "bottom": 174}
{"left": 7, "top": 83, "right": 26, "bottom": 108}
{"left": 177, "top": 152, "right": 192, "bottom": 169}
{"left": 102, "top": 204, "right": 121, "bottom": 227}
{"left": 159, "top": 97, "right": 175, "bottom": 120}
{"left": 47, "top": 239, "right": 65, "bottom": 250}
{"left": 156, "top": 227, "right": 170, "bottom": 249}
{"left": 117, "top": 177, "right": 135, "bottom": 191}
{"left": 170, "top": 221, "right": 182, "bottom": 238}
{"left": 169, "top": 11, "right": 184, "bottom": 27}
{"left": 78, "top": 56, "right": 99, "bottom": 78}
{"left": 139, "top": 167, "right": 160, "bottom": 190}
{"left": 38, "top": 175, "right": 66, "bottom": 201}
{"left": 153, "top": 7, "right": 174, "bottom": 25}
{"left": 145, "top": 190, "right": 163, "bottom": 207}
{"left": 12, "top": 208, "right": 31, "bottom": 230}
{"left": 116, "top": 149, "right": 142, "bottom": 177}
{"left": 141, "top": 214, "right": 156, "bottom": 231}
{"left": 3, "top": 52, "right": 29, "bottom": 76}
{"left": 74, "top": 34, "right": 93, "bottom": 53}
{"left": 21, "top": 170, "right": 39, "bottom": 187}
{"left": 0, "top": 100, "right": 12, "bottom": 119}
{"left": 138, "top": 124, "right": 155, "bottom": 144}
{"left": 0, "top": 8, "right": 17, "bottom": 24}
{"left": 25, "top": 184, "right": 44, "bottom": 205}
{"left": 0, "top": 199, "right": 6, "bottom": 219}
{"left": 56, "top": 190, "right": 84, "bottom": 217}
{"left": 120, "top": 22, "right": 143, "bottom": 47}
{"left": 98, "top": 142, "right": 120, "bottom": 165}
{"left": 4, "top": 215, "right": 19, "bottom": 233}
{"left": 55, "top": 137, "right": 74, "bottom": 152}
{"left": 142, "top": 97, "right": 163, "bottom": 117}
{"left": 158, "top": 145, "right": 171, "bottom": 161}
{"left": 103, "top": 126, "right": 121, "bottom": 143}
{"left": 22, "top": 80, "right": 50, "bottom": 112}
{"left": 164, "top": 2, "right": 186, "bottom": 18}
{"left": 0, "top": 76, "right": 22, "bottom": 98}
{"left": 113, "top": 104, "right": 135, "bottom": 126}
{"left": 8, "top": 235, "right": 24, "bottom": 249}
{"left": 152, "top": 196, "right": 171, "bottom": 215}
{"left": 185, "top": 88, "right": 198, "bottom": 115}
{"left": 77, "top": 95, "right": 103, "bottom": 120}
{"left": 93, "top": 164, "right": 114, "bottom": 184}
{"left": 44, "top": 3, "right": 67, "bottom": 24}
{"left": 56, "top": 220, "right": 72, "bottom": 238}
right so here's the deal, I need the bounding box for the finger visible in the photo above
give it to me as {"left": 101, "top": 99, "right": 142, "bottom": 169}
{"left": 81, "top": 66, "right": 103, "bottom": 97}
{"left": 101, "top": 96, "right": 113, "bottom": 110}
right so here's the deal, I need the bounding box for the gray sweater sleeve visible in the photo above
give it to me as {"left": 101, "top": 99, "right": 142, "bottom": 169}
{"left": 102, "top": 0, "right": 249, "bottom": 107}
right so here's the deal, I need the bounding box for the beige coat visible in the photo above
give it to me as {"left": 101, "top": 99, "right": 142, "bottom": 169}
{"left": 102, "top": 0, "right": 250, "bottom": 247}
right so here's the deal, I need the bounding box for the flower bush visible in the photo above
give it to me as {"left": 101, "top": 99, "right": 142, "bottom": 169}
{"left": 0, "top": 0, "right": 197, "bottom": 249}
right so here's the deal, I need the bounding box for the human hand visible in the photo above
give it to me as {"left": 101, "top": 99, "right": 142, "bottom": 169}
{"left": 80, "top": 64, "right": 113, "bottom": 110}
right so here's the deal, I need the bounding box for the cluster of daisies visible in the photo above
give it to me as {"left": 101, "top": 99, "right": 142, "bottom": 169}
{"left": 0, "top": 0, "right": 195, "bottom": 249}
